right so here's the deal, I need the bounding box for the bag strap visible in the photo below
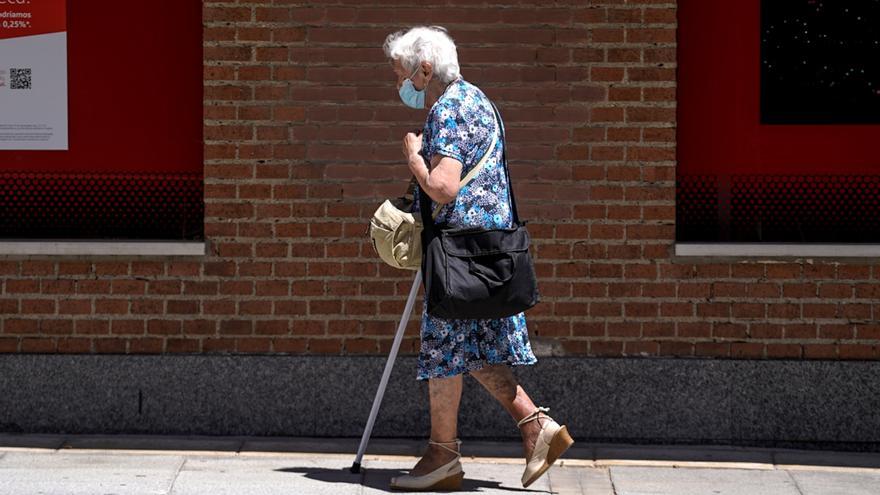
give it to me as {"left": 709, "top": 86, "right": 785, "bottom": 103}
{"left": 419, "top": 102, "right": 507, "bottom": 233}
{"left": 489, "top": 102, "right": 519, "bottom": 226}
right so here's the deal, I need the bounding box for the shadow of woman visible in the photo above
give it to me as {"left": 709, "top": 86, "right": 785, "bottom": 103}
{"left": 277, "top": 467, "right": 552, "bottom": 493}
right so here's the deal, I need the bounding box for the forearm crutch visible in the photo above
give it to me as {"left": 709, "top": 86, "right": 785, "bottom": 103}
{"left": 350, "top": 269, "right": 422, "bottom": 474}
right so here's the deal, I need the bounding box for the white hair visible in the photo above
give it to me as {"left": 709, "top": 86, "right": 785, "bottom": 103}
{"left": 383, "top": 26, "right": 461, "bottom": 84}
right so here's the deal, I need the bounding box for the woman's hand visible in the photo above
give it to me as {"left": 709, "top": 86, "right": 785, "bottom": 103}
{"left": 403, "top": 131, "right": 423, "bottom": 160}
{"left": 403, "top": 130, "right": 462, "bottom": 204}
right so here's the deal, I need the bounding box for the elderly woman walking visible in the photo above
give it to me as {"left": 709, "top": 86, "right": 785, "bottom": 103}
{"left": 383, "top": 26, "right": 574, "bottom": 491}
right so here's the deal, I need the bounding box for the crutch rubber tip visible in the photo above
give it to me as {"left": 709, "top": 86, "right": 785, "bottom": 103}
{"left": 350, "top": 462, "right": 362, "bottom": 474}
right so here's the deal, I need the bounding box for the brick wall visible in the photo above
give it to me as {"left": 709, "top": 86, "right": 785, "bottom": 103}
{"left": 2, "top": 0, "right": 879, "bottom": 360}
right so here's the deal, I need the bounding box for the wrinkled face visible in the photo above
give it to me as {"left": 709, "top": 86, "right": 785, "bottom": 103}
{"left": 392, "top": 58, "right": 427, "bottom": 92}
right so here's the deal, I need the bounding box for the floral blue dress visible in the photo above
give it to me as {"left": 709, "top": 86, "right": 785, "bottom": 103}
{"left": 412, "top": 78, "right": 537, "bottom": 381}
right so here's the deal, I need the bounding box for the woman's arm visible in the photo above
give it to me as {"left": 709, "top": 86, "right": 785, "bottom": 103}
{"left": 404, "top": 132, "right": 463, "bottom": 204}
{"left": 409, "top": 153, "right": 462, "bottom": 204}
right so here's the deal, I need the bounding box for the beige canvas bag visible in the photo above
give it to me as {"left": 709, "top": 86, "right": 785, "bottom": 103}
{"left": 369, "top": 127, "right": 499, "bottom": 271}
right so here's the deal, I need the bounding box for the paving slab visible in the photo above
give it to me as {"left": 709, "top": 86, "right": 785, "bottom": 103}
{"left": 789, "top": 470, "right": 880, "bottom": 495}
{"left": 609, "top": 466, "right": 802, "bottom": 495}
{"left": 0, "top": 451, "right": 183, "bottom": 495}
{"left": 546, "top": 465, "right": 614, "bottom": 495}
{"left": 3, "top": 436, "right": 880, "bottom": 495}
{"left": 170, "top": 455, "right": 362, "bottom": 495}
{"left": 361, "top": 459, "right": 553, "bottom": 494}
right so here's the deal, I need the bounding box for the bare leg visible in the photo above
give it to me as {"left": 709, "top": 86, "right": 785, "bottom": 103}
{"left": 470, "top": 364, "right": 548, "bottom": 460}
{"left": 408, "top": 374, "right": 463, "bottom": 476}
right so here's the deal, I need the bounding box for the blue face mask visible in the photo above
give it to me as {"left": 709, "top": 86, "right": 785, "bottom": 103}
{"left": 398, "top": 65, "right": 425, "bottom": 109}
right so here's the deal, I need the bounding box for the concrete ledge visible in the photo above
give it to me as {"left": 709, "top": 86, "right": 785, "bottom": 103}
{"left": 0, "top": 355, "right": 879, "bottom": 451}
{"left": 0, "top": 240, "right": 206, "bottom": 256}
{"left": 674, "top": 243, "right": 880, "bottom": 258}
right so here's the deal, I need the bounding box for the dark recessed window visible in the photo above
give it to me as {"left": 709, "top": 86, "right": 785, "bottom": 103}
{"left": 761, "top": 0, "right": 880, "bottom": 124}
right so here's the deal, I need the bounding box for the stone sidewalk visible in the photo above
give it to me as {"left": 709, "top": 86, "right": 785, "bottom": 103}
{"left": 1, "top": 434, "right": 880, "bottom": 494}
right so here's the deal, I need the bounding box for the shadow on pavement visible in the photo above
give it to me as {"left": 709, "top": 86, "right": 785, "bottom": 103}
{"left": 279, "top": 467, "right": 552, "bottom": 494}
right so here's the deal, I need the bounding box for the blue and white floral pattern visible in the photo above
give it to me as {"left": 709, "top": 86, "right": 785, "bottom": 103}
{"left": 413, "top": 78, "right": 537, "bottom": 381}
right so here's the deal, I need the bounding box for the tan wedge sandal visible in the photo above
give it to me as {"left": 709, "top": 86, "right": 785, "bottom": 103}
{"left": 518, "top": 406, "right": 574, "bottom": 488}
{"left": 389, "top": 438, "right": 464, "bottom": 491}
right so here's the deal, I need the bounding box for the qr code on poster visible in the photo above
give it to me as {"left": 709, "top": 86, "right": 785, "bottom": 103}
{"left": 10, "top": 68, "right": 31, "bottom": 89}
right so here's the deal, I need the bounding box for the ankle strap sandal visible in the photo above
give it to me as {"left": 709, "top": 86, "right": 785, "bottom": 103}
{"left": 517, "top": 406, "right": 575, "bottom": 488}
{"left": 390, "top": 438, "right": 464, "bottom": 491}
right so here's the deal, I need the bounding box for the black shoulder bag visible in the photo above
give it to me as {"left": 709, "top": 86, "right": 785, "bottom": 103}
{"left": 418, "top": 102, "right": 540, "bottom": 319}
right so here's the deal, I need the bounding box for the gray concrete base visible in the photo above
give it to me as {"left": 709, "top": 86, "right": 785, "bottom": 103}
{"left": 0, "top": 355, "right": 879, "bottom": 451}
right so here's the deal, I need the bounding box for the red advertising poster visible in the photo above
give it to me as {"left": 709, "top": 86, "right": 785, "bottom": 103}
{"left": 0, "top": 0, "right": 68, "bottom": 150}
{"left": 0, "top": 1, "right": 203, "bottom": 240}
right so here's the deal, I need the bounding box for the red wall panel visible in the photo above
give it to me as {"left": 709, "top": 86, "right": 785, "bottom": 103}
{"left": 0, "top": 1, "right": 203, "bottom": 240}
